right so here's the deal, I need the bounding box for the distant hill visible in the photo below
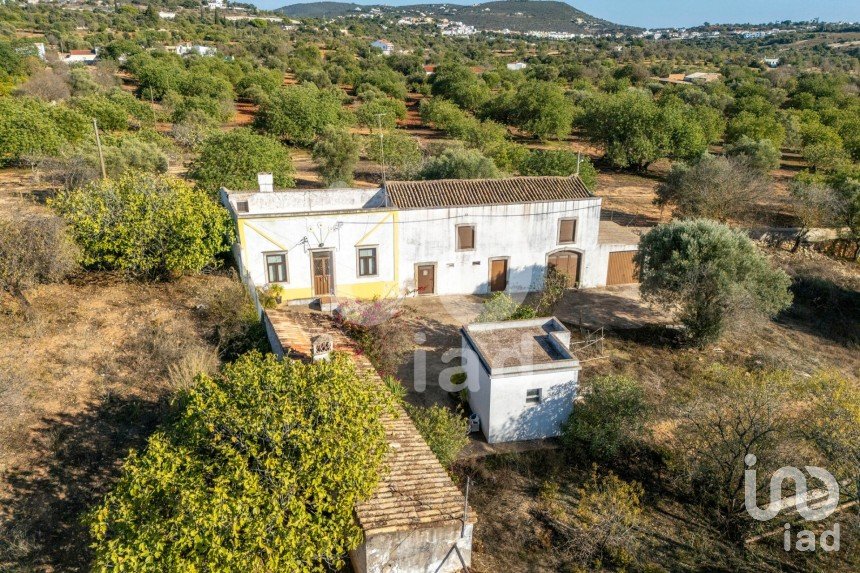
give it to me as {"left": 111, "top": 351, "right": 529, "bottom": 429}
{"left": 276, "top": 1, "right": 639, "bottom": 34}
{"left": 276, "top": 2, "right": 363, "bottom": 18}
{"left": 408, "top": 1, "right": 627, "bottom": 34}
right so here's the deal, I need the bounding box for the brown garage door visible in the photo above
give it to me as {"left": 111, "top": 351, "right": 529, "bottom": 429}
{"left": 547, "top": 251, "right": 580, "bottom": 287}
{"left": 606, "top": 251, "right": 638, "bottom": 285}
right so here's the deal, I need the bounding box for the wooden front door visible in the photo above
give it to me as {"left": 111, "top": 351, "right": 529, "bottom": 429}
{"left": 548, "top": 251, "right": 581, "bottom": 288}
{"left": 416, "top": 264, "right": 435, "bottom": 295}
{"left": 489, "top": 258, "right": 508, "bottom": 292}
{"left": 312, "top": 251, "right": 333, "bottom": 295}
{"left": 606, "top": 251, "right": 639, "bottom": 285}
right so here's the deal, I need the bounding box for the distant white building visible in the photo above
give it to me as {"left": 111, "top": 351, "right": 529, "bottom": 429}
{"left": 172, "top": 43, "right": 217, "bottom": 57}
{"left": 62, "top": 49, "right": 98, "bottom": 64}
{"left": 158, "top": 11, "right": 176, "bottom": 19}
{"left": 461, "top": 317, "right": 580, "bottom": 443}
{"left": 506, "top": 61, "right": 527, "bottom": 71}
{"left": 207, "top": 0, "right": 226, "bottom": 9}
{"left": 370, "top": 39, "right": 394, "bottom": 56}
{"left": 764, "top": 57, "right": 781, "bottom": 68}
{"left": 684, "top": 71, "right": 721, "bottom": 83}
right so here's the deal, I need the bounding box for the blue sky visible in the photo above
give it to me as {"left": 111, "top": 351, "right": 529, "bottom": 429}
{"left": 250, "top": 0, "right": 860, "bottom": 29}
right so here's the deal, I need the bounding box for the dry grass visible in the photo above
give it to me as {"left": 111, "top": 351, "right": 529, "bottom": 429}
{"left": 0, "top": 273, "right": 245, "bottom": 571}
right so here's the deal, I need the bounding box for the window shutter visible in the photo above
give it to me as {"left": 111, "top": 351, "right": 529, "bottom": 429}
{"left": 559, "top": 219, "right": 576, "bottom": 243}
{"left": 457, "top": 225, "right": 475, "bottom": 250}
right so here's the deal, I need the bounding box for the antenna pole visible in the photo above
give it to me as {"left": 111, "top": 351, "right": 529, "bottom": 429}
{"left": 375, "top": 112, "right": 387, "bottom": 186}
{"left": 93, "top": 118, "right": 107, "bottom": 180}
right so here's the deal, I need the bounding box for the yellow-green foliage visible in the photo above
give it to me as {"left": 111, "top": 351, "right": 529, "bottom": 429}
{"left": 88, "top": 352, "right": 392, "bottom": 572}
{"left": 50, "top": 172, "right": 232, "bottom": 279}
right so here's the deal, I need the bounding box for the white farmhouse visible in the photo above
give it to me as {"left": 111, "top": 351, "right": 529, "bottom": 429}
{"left": 220, "top": 175, "right": 640, "bottom": 303}
{"left": 461, "top": 317, "right": 579, "bottom": 443}
{"left": 370, "top": 39, "right": 394, "bottom": 55}
{"left": 506, "top": 61, "right": 528, "bottom": 71}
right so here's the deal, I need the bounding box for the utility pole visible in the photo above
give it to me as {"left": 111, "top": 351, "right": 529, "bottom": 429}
{"left": 93, "top": 118, "right": 107, "bottom": 180}
{"left": 375, "top": 112, "right": 388, "bottom": 186}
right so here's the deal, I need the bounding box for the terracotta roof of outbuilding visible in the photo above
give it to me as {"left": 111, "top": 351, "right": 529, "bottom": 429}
{"left": 265, "top": 309, "right": 475, "bottom": 536}
{"left": 384, "top": 176, "right": 592, "bottom": 209}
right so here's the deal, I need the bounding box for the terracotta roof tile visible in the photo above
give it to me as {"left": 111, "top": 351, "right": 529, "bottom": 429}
{"left": 385, "top": 176, "right": 592, "bottom": 209}
{"left": 265, "top": 309, "right": 475, "bottom": 536}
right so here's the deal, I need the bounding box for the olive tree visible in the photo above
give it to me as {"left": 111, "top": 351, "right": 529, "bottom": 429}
{"left": 519, "top": 149, "right": 598, "bottom": 189}
{"left": 655, "top": 155, "right": 769, "bottom": 222}
{"left": 636, "top": 219, "right": 792, "bottom": 345}
{"left": 312, "top": 127, "right": 360, "bottom": 186}
{"left": 189, "top": 128, "right": 295, "bottom": 193}
{"left": 364, "top": 131, "right": 422, "bottom": 178}
{"left": 419, "top": 147, "right": 501, "bottom": 180}
{"left": 508, "top": 80, "right": 575, "bottom": 140}
{"left": 88, "top": 352, "right": 392, "bottom": 572}
{"left": 255, "top": 84, "right": 352, "bottom": 147}
{"left": 51, "top": 172, "right": 232, "bottom": 279}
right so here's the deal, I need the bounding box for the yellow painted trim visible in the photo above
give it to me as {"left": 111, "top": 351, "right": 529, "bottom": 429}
{"left": 277, "top": 286, "right": 315, "bottom": 299}
{"left": 392, "top": 210, "right": 400, "bottom": 288}
{"left": 236, "top": 219, "right": 248, "bottom": 276}
{"left": 335, "top": 281, "right": 399, "bottom": 299}
{"left": 354, "top": 212, "right": 393, "bottom": 246}
{"left": 243, "top": 221, "right": 291, "bottom": 251}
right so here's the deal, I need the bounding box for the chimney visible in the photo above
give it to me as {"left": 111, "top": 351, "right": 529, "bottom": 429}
{"left": 257, "top": 172, "right": 273, "bottom": 193}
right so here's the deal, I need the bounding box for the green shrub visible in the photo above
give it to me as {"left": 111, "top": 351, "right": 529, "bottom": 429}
{"left": 562, "top": 375, "right": 646, "bottom": 462}
{"left": 51, "top": 172, "right": 232, "bottom": 279}
{"left": 0, "top": 96, "right": 65, "bottom": 164}
{"left": 404, "top": 403, "right": 469, "bottom": 469}
{"left": 88, "top": 352, "right": 392, "bottom": 571}
{"left": 476, "top": 292, "right": 537, "bottom": 322}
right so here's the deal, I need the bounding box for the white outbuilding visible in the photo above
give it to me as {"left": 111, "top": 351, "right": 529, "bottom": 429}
{"left": 460, "top": 317, "right": 580, "bottom": 443}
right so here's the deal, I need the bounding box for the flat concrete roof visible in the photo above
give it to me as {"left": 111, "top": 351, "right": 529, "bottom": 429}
{"left": 462, "top": 317, "right": 579, "bottom": 376}
{"left": 598, "top": 220, "right": 641, "bottom": 246}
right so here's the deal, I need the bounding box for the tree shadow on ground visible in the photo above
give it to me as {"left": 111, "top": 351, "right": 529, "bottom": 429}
{"left": 0, "top": 394, "right": 167, "bottom": 572}
{"left": 779, "top": 274, "right": 860, "bottom": 347}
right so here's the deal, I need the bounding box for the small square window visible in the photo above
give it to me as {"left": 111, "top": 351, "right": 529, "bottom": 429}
{"left": 236, "top": 200, "right": 249, "bottom": 213}
{"left": 357, "top": 247, "right": 378, "bottom": 277}
{"left": 526, "top": 388, "right": 542, "bottom": 405}
{"left": 265, "top": 252, "right": 288, "bottom": 283}
{"left": 457, "top": 225, "right": 475, "bottom": 250}
{"left": 558, "top": 219, "right": 576, "bottom": 244}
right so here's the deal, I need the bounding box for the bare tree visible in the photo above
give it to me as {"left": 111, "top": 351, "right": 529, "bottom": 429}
{"left": 790, "top": 180, "right": 842, "bottom": 251}
{"left": 15, "top": 69, "right": 70, "bottom": 102}
{"left": 0, "top": 217, "right": 78, "bottom": 313}
{"left": 655, "top": 154, "right": 770, "bottom": 223}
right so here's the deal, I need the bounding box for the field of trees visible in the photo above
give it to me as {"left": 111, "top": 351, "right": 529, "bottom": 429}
{"left": 0, "top": 1, "right": 858, "bottom": 571}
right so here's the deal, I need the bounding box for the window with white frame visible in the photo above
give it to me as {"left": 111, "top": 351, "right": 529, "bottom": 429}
{"left": 265, "top": 252, "right": 288, "bottom": 283}
{"left": 525, "top": 388, "right": 542, "bottom": 405}
{"left": 357, "top": 247, "right": 378, "bottom": 277}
